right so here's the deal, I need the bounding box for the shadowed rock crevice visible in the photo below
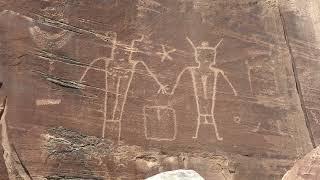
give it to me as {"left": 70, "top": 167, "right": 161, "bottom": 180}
{"left": 277, "top": 4, "right": 316, "bottom": 148}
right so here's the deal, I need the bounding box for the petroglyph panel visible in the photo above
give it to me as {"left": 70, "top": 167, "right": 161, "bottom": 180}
{"left": 0, "top": 0, "right": 318, "bottom": 179}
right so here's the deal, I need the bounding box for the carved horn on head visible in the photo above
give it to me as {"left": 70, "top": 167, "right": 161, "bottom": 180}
{"left": 186, "top": 37, "right": 196, "bottom": 51}
{"left": 214, "top": 38, "right": 224, "bottom": 49}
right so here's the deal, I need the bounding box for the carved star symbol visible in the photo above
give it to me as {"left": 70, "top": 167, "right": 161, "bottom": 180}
{"left": 156, "top": 45, "right": 176, "bottom": 62}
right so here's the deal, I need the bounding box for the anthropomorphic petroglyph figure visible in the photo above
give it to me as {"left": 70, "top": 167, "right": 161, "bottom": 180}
{"left": 80, "top": 32, "right": 167, "bottom": 143}
{"left": 167, "top": 37, "right": 238, "bottom": 141}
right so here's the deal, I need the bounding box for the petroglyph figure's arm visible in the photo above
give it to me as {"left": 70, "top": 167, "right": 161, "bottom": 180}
{"left": 220, "top": 71, "right": 238, "bottom": 96}
{"left": 136, "top": 61, "right": 168, "bottom": 94}
{"left": 212, "top": 39, "right": 223, "bottom": 65}
{"left": 79, "top": 57, "right": 109, "bottom": 82}
{"left": 215, "top": 39, "right": 223, "bottom": 49}
{"left": 186, "top": 37, "right": 197, "bottom": 52}
{"left": 167, "top": 67, "right": 190, "bottom": 95}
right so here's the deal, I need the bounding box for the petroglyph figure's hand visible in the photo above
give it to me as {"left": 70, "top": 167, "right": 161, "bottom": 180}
{"left": 157, "top": 84, "right": 169, "bottom": 94}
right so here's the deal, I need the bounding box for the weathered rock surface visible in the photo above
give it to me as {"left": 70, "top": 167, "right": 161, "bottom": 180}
{"left": 0, "top": 0, "right": 319, "bottom": 179}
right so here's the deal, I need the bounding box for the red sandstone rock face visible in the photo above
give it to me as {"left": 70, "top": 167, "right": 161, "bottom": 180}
{"left": 0, "top": 0, "right": 319, "bottom": 179}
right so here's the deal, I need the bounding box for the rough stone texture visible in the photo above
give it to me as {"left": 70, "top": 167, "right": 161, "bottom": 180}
{"left": 0, "top": 0, "right": 319, "bottom": 179}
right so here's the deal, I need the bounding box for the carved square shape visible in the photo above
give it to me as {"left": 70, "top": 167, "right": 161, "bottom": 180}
{"left": 143, "top": 106, "right": 177, "bottom": 141}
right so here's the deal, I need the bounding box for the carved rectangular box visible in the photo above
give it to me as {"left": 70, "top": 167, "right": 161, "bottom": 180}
{"left": 143, "top": 106, "right": 177, "bottom": 141}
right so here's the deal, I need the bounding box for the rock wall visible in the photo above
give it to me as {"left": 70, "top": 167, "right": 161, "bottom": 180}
{"left": 0, "top": 0, "right": 319, "bottom": 179}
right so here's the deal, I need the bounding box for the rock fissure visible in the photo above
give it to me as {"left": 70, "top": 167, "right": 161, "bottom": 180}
{"left": 277, "top": 5, "right": 316, "bottom": 148}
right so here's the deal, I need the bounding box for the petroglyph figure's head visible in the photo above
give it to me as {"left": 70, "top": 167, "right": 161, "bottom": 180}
{"left": 196, "top": 42, "right": 217, "bottom": 67}
{"left": 186, "top": 37, "right": 223, "bottom": 67}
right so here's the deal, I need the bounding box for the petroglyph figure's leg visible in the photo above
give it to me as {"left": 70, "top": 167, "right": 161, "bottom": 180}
{"left": 211, "top": 116, "right": 223, "bottom": 141}
{"left": 211, "top": 71, "right": 218, "bottom": 117}
{"left": 210, "top": 71, "right": 224, "bottom": 141}
{"left": 103, "top": 68, "right": 133, "bottom": 142}
{"left": 102, "top": 71, "right": 109, "bottom": 138}
{"left": 112, "top": 76, "right": 122, "bottom": 121}
{"left": 116, "top": 72, "right": 136, "bottom": 143}
{"left": 192, "top": 116, "right": 201, "bottom": 139}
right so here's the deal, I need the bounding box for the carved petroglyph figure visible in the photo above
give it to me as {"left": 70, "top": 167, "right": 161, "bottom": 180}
{"left": 79, "top": 32, "right": 168, "bottom": 143}
{"left": 143, "top": 105, "right": 177, "bottom": 141}
{"left": 156, "top": 44, "right": 176, "bottom": 62}
{"left": 167, "top": 37, "right": 238, "bottom": 141}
